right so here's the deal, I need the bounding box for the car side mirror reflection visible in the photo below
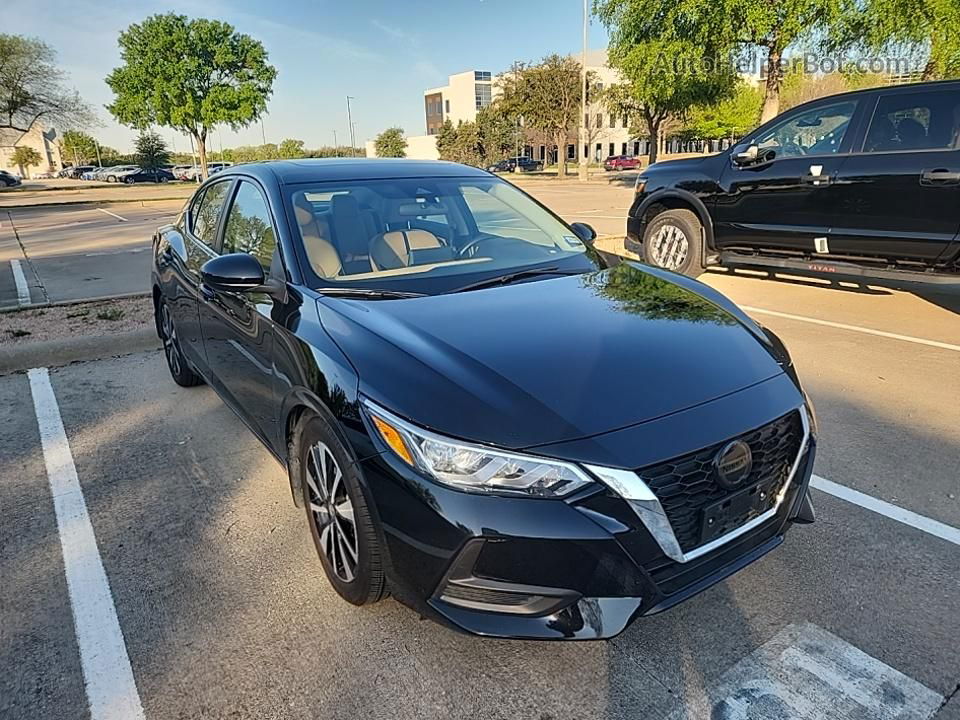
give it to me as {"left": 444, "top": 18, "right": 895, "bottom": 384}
{"left": 570, "top": 222, "right": 597, "bottom": 245}
{"left": 201, "top": 253, "right": 265, "bottom": 293}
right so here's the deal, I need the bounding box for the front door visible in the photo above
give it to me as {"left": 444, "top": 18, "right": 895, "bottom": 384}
{"left": 714, "top": 98, "right": 862, "bottom": 254}
{"left": 197, "top": 179, "right": 281, "bottom": 444}
{"left": 829, "top": 86, "right": 960, "bottom": 263}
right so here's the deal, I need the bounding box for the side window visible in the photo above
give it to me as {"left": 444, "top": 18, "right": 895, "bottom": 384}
{"left": 755, "top": 101, "right": 857, "bottom": 159}
{"left": 221, "top": 180, "right": 277, "bottom": 269}
{"left": 863, "top": 90, "right": 960, "bottom": 153}
{"left": 190, "top": 181, "right": 231, "bottom": 247}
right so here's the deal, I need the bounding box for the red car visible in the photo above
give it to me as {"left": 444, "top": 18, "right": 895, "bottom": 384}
{"left": 603, "top": 155, "right": 640, "bottom": 171}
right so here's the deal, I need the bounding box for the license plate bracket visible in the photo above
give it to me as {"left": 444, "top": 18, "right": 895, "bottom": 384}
{"left": 700, "top": 479, "right": 780, "bottom": 545}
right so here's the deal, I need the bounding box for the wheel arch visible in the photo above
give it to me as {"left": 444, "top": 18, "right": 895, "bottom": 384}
{"left": 636, "top": 189, "right": 715, "bottom": 251}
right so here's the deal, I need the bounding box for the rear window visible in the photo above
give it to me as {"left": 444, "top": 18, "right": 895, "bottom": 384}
{"left": 863, "top": 89, "right": 960, "bottom": 152}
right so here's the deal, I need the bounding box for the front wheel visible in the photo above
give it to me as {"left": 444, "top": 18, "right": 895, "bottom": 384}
{"left": 106, "top": 176, "right": 116, "bottom": 183}
{"left": 293, "top": 413, "right": 386, "bottom": 606}
{"left": 642, "top": 208, "right": 705, "bottom": 277}
{"left": 124, "top": 176, "right": 135, "bottom": 184}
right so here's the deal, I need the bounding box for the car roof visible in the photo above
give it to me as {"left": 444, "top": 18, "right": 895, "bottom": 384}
{"left": 216, "top": 158, "right": 491, "bottom": 185}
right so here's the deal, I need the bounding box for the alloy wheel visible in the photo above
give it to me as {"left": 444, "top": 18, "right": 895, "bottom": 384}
{"left": 305, "top": 441, "right": 359, "bottom": 582}
{"left": 160, "top": 303, "right": 182, "bottom": 377}
{"left": 649, "top": 223, "right": 690, "bottom": 271}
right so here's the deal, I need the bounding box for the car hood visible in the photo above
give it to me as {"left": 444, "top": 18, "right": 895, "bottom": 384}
{"left": 317, "top": 263, "right": 787, "bottom": 449}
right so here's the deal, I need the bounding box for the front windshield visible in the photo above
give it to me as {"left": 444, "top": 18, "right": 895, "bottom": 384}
{"left": 288, "top": 177, "right": 590, "bottom": 287}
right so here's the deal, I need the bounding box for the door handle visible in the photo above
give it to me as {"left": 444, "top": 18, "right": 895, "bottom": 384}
{"left": 800, "top": 174, "right": 831, "bottom": 186}
{"left": 920, "top": 168, "right": 960, "bottom": 185}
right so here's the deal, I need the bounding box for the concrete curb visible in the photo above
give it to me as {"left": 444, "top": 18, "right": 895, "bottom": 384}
{"left": 0, "top": 291, "right": 151, "bottom": 315}
{"left": 0, "top": 326, "right": 160, "bottom": 375}
{"left": 0, "top": 195, "right": 191, "bottom": 210}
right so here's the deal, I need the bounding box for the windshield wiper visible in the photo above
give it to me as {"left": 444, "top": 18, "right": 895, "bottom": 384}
{"left": 319, "top": 287, "right": 427, "bottom": 300}
{"left": 446, "top": 266, "right": 584, "bottom": 294}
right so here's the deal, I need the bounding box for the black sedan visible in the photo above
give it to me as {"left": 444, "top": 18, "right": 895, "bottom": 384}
{"left": 117, "top": 167, "right": 175, "bottom": 184}
{"left": 151, "top": 158, "right": 817, "bottom": 640}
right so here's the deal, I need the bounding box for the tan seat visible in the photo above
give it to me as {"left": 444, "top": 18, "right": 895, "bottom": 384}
{"left": 369, "top": 229, "right": 443, "bottom": 270}
{"left": 293, "top": 193, "right": 342, "bottom": 278}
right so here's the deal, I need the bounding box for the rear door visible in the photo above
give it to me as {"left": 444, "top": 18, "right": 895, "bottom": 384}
{"left": 714, "top": 98, "right": 862, "bottom": 252}
{"left": 830, "top": 85, "right": 960, "bottom": 263}
{"left": 197, "top": 178, "right": 281, "bottom": 443}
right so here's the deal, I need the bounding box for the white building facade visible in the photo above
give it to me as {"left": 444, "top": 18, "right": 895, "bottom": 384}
{"left": 0, "top": 123, "right": 63, "bottom": 177}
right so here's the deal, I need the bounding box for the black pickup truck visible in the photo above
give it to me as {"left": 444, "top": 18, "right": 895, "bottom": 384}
{"left": 626, "top": 80, "right": 960, "bottom": 284}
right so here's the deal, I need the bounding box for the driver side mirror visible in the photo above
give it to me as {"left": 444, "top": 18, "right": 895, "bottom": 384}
{"left": 732, "top": 144, "right": 759, "bottom": 166}
{"left": 201, "top": 253, "right": 265, "bottom": 293}
{"left": 570, "top": 222, "right": 596, "bottom": 245}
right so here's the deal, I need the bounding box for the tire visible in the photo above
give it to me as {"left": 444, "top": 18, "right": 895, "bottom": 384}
{"left": 642, "top": 208, "right": 705, "bottom": 278}
{"left": 158, "top": 176, "right": 168, "bottom": 183}
{"left": 124, "top": 176, "right": 135, "bottom": 184}
{"left": 294, "top": 413, "right": 386, "bottom": 606}
{"left": 106, "top": 175, "right": 116, "bottom": 183}
{"left": 157, "top": 298, "right": 203, "bottom": 387}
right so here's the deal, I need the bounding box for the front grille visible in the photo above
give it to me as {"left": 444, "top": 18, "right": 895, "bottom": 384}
{"left": 637, "top": 411, "right": 804, "bottom": 553}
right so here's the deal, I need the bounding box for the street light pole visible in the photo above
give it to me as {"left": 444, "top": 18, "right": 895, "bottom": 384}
{"left": 333, "top": 130, "right": 338, "bottom": 156}
{"left": 578, "top": 0, "right": 589, "bottom": 182}
{"left": 260, "top": 118, "right": 266, "bottom": 145}
{"left": 346, "top": 96, "right": 356, "bottom": 156}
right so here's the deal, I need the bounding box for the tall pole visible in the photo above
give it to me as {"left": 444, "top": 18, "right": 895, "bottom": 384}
{"left": 218, "top": 127, "right": 224, "bottom": 162}
{"left": 94, "top": 140, "right": 102, "bottom": 167}
{"left": 333, "top": 130, "right": 338, "bottom": 156}
{"left": 346, "top": 96, "right": 356, "bottom": 156}
{"left": 260, "top": 118, "right": 266, "bottom": 145}
{"left": 578, "top": 0, "right": 589, "bottom": 182}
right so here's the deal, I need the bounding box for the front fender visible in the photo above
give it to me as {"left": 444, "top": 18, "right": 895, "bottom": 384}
{"left": 631, "top": 188, "right": 716, "bottom": 250}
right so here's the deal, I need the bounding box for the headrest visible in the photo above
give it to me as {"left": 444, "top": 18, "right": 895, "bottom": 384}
{"left": 293, "top": 194, "right": 316, "bottom": 226}
{"left": 331, "top": 193, "right": 361, "bottom": 216}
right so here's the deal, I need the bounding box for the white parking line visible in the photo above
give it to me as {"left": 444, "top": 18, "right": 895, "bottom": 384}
{"left": 10, "top": 258, "right": 30, "bottom": 306}
{"left": 811, "top": 474, "right": 960, "bottom": 547}
{"left": 85, "top": 246, "right": 151, "bottom": 257}
{"left": 27, "top": 368, "right": 146, "bottom": 720}
{"left": 666, "top": 622, "right": 942, "bottom": 720}
{"left": 97, "top": 208, "right": 128, "bottom": 222}
{"left": 568, "top": 214, "right": 628, "bottom": 220}
{"left": 743, "top": 305, "right": 960, "bottom": 353}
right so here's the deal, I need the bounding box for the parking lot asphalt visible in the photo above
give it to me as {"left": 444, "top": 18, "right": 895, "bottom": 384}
{"left": 0, "top": 201, "right": 185, "bottom": 308}
{"left": 2, "top": 178, "right": 959, "bottom": 719}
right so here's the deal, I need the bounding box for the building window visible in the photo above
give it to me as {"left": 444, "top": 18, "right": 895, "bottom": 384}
{"left": 596, "top": 114, "right": 602, "bottom": 129}
{"left": 445, "top": 99, "right": 450, "bottom": 114}
{"left": 609, "top": 115, "right": 616, "bottom": 129}
{"left": 622, "top": 115, "right": 629, "bottom": 128}
{"left": 584, "top": 113, "right": 589, "bottom": 128}
{"left": 633, "top": 141, "right": 640, "bottom": 156}
{"left": 609, "top": 143, "right": 615, "bottom": 156}
{"left": 621, "top": 142, "right": 627, "bottom": 155}
{"left": 475, "top": 83, "right": 492, "bottom": 110}
{"left": 567, "top": 144, "right": 575, "bottom": 160}
{"left": 583, "top": 144, "right": 589, "bottom": 158}
{"left": 474, "top": 71, "right": 492, "bottom": 81}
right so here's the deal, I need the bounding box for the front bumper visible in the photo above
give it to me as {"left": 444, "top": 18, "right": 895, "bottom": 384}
{"left": 358, "top": 386, "right": 816, "bottom": 640}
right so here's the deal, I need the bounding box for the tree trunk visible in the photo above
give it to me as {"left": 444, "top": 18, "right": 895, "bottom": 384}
{"left": 645, "top": 113, "right": 661, "bottom": 166}
{"left": 555, "top": 131, "right": 567, "bottom": 177}
{"left": 759, "top": 46, "right": 783, "bottom": 125}
{"left": 196, "top": 132, "right": 209, "bottom": 180}
{"left": 921, "top": 56, "right": 938, "bottom": 81}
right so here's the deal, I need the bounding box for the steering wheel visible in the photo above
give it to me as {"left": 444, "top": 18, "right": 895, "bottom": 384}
{"left": 458, "top": 234, "right": 500, "bottom": 257}
{"left": 781, "top": 140, "right": 805, "bottom": 157}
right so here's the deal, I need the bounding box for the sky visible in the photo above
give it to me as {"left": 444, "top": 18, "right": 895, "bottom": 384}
{"left": 4, "top": 0, "right": 610, "bottom": 153}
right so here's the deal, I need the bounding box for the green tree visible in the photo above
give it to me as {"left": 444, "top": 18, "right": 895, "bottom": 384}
{"left": 106, "top": 14, "right": 277, "bottom": 179}
{"left": 435, "top": 119, "right": 484, "bottom": 166}
{"left": 278, "top": 138, "right": 306, "bottom": 158}
{"left": 497, "top": 55, "right": 583, "bottom": 177}
{"left": 0, "top": 35, "right": 93, "bottom": 132}
{"left": 596, "top": 0, "right": 848, "bottom": 126}
{"left": 834, "top": 0, "right": 960, "bottom": 80}
{"left": 599, "top": 39, "right": 736, "bottom": 163}
{"left": 134, "top": 130, "right": 170, "bottom": 170}
{"left": 680, "top": 82, "right": 763, "bottom": 141}
{"left": 476, "top": 105, "right": 517, "bottom": 164}
{"left": 11, "top": 146, "right": 42, "bottom": 177}
{"left": 374, "top": 127, "right": 407, "bottom": 157}
{"left": 61, "top": 130, "right": 99, "bottom": 165}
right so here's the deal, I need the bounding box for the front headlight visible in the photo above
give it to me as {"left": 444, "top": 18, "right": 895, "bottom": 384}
{"left": 362, "top": 399, "right": 594, "bottom": 498}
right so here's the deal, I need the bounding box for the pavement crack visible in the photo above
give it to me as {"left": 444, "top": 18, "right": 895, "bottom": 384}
{"left": 5, "top": 210, "right": 49, "bottom": 303}
{"left": 938, "top": 680, "right": 960, "bottom": 713}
